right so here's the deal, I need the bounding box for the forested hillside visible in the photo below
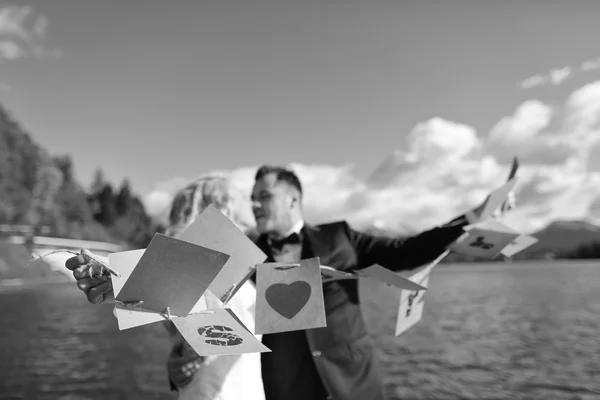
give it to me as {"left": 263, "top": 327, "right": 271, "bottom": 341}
{"left": 0, "top": 104, "right": 161, "bottom": 249}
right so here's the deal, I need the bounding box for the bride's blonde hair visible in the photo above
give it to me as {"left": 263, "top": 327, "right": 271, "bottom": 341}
{"left": 165, "top": 175, "right": 243, "bottom": 238}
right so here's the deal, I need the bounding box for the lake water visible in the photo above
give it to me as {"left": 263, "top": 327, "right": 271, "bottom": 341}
{"left": 1, "top": 261, "right": 599, "bottom": 400}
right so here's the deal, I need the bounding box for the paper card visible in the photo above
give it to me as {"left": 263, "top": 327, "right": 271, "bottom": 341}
{"left": 115, "top": 233, "right": 230, "bottom": 316}
{"left": 320, "top": 265, "right": 358, "bottom": 282}
{"left": 255, "top": 257, "right": 327, "bottom": 335}
{"left": 448, "top": 224, "right": 519, "bottom": 259}
{"left": 109, "top": 249, "right": 209, "bottom": 330}
{"left": 220, "top": 265, "right": 257, "bottom": 306}
{"left": 395, "top": 260, "right": 437, "bottom": 336}
{"left": 395, "top": 274, "right": 430, "bottom": 336}
{"left": 176, "top": 205, "right": 267, "bottom": 302}
{"left": 464, "top": 219, "right": 520, "bottom": 234}
{"left": 465, "top": 158, "right": 519, "bottom": 224}
{"left": 500, "top": 234, "right": 539, "bottom": 257}
{"left": 478, "top": 178, "right": 518, "bottom": 221}
{"left": 507, "top": 157, "right": 519, "bottom": 181}
{"left": 173, "top": 308, "right": 271, "bottom": 356}
{"left": 356, "top": 265, "right": 427, "bottom": 291}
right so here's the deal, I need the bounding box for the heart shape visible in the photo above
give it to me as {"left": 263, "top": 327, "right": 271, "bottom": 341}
{"left": 265, "top": 281, "right": 312, "bottom": 319}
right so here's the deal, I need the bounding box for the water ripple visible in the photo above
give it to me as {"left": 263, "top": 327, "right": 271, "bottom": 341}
{"left": 1, "top": 261, "right": 599, "bottom": 399}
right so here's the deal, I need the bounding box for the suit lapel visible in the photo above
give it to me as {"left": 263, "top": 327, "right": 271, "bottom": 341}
{"left": 301, "top": 224, "right": 333, "bottom": 266}
{"left": 255, "top": 234, "right": 273, "bottom": 262}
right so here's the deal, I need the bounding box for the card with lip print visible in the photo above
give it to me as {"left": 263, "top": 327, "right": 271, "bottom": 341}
{"left": 173, "top": 308, "right": 271, "bottom": 356}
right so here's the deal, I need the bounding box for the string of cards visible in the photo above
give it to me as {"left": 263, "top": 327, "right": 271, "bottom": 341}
{"left": 108, "top": 157, "right": 537, "bottom": 357}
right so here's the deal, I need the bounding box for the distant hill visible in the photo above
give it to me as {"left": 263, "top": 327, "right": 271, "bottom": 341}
{"left": 0, "top": 103, "right": 160, "bottom": 250}
{"left": 516, "top": 219, "right": 600, "bottom": 259}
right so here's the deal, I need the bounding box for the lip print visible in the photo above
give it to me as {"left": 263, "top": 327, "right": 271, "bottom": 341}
{"left": 197, "top": 325, "right": 244, "bottom": 346}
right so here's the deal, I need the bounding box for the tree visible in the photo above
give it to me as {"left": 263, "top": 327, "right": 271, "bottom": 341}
{"left": 53, "top": 155, "right": 74, "bottom": 184}
{"left": 25, "top": 163, "right": 63, "bottom": 251}
{"left": 115, "top": 179, "right": 133, "bottom": 216}
{"left": 95, "top": 183, "right": 117, "bottom": 225}
{"left": 90, "top": 168, "right": 106, "bottom": 195}
{"left": 560, "top": 241, "right": 600, "bottom": 259}
{"left": 27, "top": 163, "right": 63, "bottom": 225}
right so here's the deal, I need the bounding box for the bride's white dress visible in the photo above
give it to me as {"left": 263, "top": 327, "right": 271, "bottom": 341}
{"left": 176, "top": 281, "right": 265, "bottom": 400}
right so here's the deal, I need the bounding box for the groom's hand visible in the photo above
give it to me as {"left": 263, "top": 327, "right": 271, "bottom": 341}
{"left": 65, "top": 249, "right": 115, "bottom": 304}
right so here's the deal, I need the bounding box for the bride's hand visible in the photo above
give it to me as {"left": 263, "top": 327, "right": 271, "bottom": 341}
{"left": 167, "top": 342, "right": 205, "bottom": 390}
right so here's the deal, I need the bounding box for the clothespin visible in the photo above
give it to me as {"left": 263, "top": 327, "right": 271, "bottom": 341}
{"left": 220, "top": 265, "right": 258, "bottom": 305}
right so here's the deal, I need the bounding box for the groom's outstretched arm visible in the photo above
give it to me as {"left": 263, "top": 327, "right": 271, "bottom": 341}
{"left": 345, "top": 215, "right": 469, "bottom": 272}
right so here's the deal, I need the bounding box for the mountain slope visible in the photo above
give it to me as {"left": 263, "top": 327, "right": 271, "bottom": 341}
{"left": 518, "top": 219, "right": 600, "bottom": 258}
{"left": 0, "top": 103, "right": 159, "bottom": 247}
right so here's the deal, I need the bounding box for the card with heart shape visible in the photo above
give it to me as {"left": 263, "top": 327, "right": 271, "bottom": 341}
{"left": 254, "top": 257, "right": 327, "bottom": 335}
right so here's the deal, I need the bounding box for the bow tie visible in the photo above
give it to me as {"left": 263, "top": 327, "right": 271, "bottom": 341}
{"left": 268, "top": 232, "right": 302, "bottom": 251}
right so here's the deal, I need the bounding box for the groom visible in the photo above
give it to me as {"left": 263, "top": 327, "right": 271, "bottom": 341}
{"left": 219, "top": 165, "right": 470, "bottom": 400}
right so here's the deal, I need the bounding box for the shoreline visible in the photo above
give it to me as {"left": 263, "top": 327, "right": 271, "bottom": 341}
{"left": 0, "top": 277, "right": 72, "bottom": 291}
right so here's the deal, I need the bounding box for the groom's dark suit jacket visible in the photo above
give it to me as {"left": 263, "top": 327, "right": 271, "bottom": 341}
{"left": 254, "top": 219, "right": 467, "bottom": 400}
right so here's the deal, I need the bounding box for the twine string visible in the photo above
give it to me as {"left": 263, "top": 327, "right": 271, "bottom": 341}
{"left": 29, "top": 249, "right": 121, "bottom": 278}
{"left": 274, "top": 264, "right": 300, "bottom": 271}
{"left": 115, "top": 300, "right": 145, "bottom": 312}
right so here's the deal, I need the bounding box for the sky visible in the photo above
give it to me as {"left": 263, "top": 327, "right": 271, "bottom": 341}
{"left": 2, "top": 0, "right": 600, "bottom": 234}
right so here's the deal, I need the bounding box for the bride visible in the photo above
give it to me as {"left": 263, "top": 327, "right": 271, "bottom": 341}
{"left": 163, "top": 176, "right": 264, "bottom": 400}
{"left": 65, "top": 176, "right": 265, "bottom": 400}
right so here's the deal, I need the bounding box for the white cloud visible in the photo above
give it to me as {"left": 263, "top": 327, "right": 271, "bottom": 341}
{"left": 581, "top": 58, "right": 600, "bottom": 71}
{"left": 520, "top": 66, "right": 572, "bottom": 89}
{"left": 520, "top": 74, "right": 547, "bottom": 90}
{"left": 486, "top": 100, "right": 579, "bottom": 165}
{"left": 0, "top": 5, "right": 59, "bottom": 61}
{"left": 549, "top": 67, "right": 572, "bottom": 85}
{"left": 32, "top": 16, "right": 47, "bottom": 37}
{"left": 521, "top": 57, "right": 600, "bottom": 90}
{"left": 0, "top": 6, "right": 31, "bottom": 38}
{"left": 144, "top": 80, "right": 600, "bottom": 235}
{"left": 0, "top": 40, "right": 23, "bottom": 60}
{"left": 563, "top": 81, "right": 600, "bottom": 139}
{"left": 490, "top": 100, "right": 552, "bottom": 143}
